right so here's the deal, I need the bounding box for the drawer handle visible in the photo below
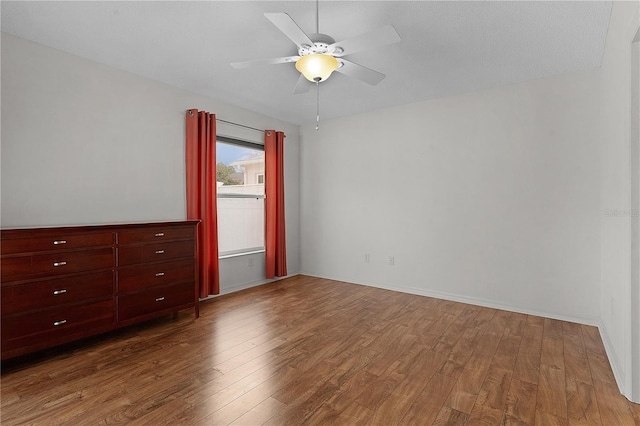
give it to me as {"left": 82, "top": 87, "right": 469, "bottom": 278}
{"left": 53, "top": 261, "right": 67, "bottom": 267}
{"left": 155, "top": 296, "right": 165, "bottom": 302}
{"left": 53, "top": 320, "right": 67, "bottom": 327}
{"left": 154, "top": 232, "right": 165, "bottom": 237}
{"left": 53, "top": 289, "right": 67, "bottom": 295}
{"left": 155, "top": 272, "right": 165, "bottom": 277}
{"left": 53, "top": 240, "right": 67, "bottom": 245}
{"left": 155, "top": 250, "right": 165, "bottom": 254}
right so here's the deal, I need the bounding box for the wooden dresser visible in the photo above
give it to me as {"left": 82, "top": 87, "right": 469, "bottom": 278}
{"left": 1, "top": 221, "right": 199, "bottom": 360}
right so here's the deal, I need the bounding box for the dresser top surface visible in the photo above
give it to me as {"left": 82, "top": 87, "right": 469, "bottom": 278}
{"left": 1, "top": 220, "right": 200, "bottom": 239}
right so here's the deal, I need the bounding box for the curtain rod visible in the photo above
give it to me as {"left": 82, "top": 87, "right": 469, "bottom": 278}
{"left": 215, "top": 118, "right": 264, "bottom": 134}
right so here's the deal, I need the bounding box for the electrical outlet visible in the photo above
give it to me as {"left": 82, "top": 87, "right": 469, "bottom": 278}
{"left": 388, "top": 256, "right": 395, "bottom": 266}
{"left": 364, "top": 254, "right": 370, "bottom": 263}
{"left": 248, "top": 258, "right": 254, "bottom": 267}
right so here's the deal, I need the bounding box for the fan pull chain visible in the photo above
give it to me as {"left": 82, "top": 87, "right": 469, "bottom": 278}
{"left": 316, "top": 81, "right": 320, "bottom": 131}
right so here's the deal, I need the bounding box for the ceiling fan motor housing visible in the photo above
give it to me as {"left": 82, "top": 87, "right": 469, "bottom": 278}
{"left": 298, "top": 33, "right": 343, "bottom": 57}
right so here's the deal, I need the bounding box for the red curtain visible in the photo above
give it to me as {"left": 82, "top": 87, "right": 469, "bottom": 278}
{"left": 265, "top": 130, "right": 287, "bottom": 279}
{"left": 186, "top": 109, "right": 220, "bottom": 296}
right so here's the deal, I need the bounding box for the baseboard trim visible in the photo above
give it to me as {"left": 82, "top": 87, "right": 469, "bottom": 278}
{"left": 597, "top": 319, "right": 631, "bottom": 400}
{"left": 200, "top": 273, "right": 300, "bottom": 301}
{"left": 299, "top": 272, "right": 600, "bottom": 326}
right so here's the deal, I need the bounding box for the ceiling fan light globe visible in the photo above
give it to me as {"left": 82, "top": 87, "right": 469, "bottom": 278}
{"left": 295, "top": 54, "right": 339, "bottom": 82}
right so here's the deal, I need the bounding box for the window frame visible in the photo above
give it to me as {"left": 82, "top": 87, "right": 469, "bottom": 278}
{"left": 216, "top": 137, "right": 266, "bottom": 258}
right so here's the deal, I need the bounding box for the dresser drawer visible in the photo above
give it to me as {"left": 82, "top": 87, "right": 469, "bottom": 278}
{"left": 117, "top": 259, "right": 194, "bottom": 293}
{"left": 118, "top": 281, "right": 194, "bottom": 321}
{"left": 118, "top": 226, "right": 195, "bottom": 245}
{"left": 118, "top": 240, "right": 194, "bottom": 266}
{"left": 1, "top": 271, "right": 114, "bottom": 316}
{"left": 1, "top": 232, "right": 114, "bottom": 255}
{"left": 1, "top": 300, "right": 114, "bottom": 351}
{"left": 1, "top": 248, "right": 114, "bottom": 282}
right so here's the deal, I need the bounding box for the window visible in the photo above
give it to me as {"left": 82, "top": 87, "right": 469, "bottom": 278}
{"left": 216, "top": 137, "right": 265, "bottom": 257}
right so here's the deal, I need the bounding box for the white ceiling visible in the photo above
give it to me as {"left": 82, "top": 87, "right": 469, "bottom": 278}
{"left": 1, "top": 1, "right": 612, "bottom": 125}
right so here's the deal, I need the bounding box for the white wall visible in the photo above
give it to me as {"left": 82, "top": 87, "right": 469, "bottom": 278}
{"left": 300, "top": 68, "right": 602, "bottom": 324}
{"left": 1, "top": 33, "right": 300, "bottom": 291}
{"left": 599, "top": 0, "right": 640, "bottom": 403}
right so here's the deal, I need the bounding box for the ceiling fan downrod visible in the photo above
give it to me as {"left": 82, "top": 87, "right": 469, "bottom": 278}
{"left": 315, "top": 0, "right": 320, "bottom": 130}
{"left": 316, "top": 81, "right": 320, "bottom": 131}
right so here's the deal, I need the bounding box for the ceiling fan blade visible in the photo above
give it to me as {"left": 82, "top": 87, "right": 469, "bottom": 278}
{"left": 265, "top": 12, "right": 314, "bottom": 49}
{"left": 231, "top": 56, "right": 299, "bottom": 69}
{"left": 335, "top": 59, "right": 386, "bottom": 86}
{"left": 329, "top": 25, "right": 401, "bottom": 57}
{"left": 293, "top": 74, "right": 312, "bottom": 94}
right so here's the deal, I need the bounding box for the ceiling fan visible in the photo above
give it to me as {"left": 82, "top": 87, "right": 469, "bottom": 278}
{"left": 230, "top": 8, "right": 401, "bottom": 94}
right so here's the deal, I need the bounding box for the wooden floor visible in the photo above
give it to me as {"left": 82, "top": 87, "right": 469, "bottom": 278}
{"left": 2, "top": 275, "right": 639, "bottom": 425}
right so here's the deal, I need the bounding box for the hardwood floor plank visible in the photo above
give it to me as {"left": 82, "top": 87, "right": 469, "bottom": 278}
{"left": 262, "top": 370, "right": 345, "bottom": 426}
{"left": 543, "top": 319, "right": 564, "bottom": 340}
{"left": 445, "top": 366, "right": 490, "bottom": 414}
{"left": 466, "top": 350, "right": 494, "bottom": 372}
{"left": 564, "top": 353, "right": 592, "bottom": 386}
{"left": 580, "top": 325, "right": 606, "bottom": 356}
{"left": 354, "top": 369, "right": 405, "bottom": 411}
{"left": 227, "top": 397, "right": 286, "bottom": 426}
{"left": 270, "top": 360, "right": 337, "bottom": 405}
{"left": 527, "top": 315, "right": 545, "bottom": 327}
{"left": 490, "top": 310, "right": 513, "bottom": 330}
{"left": 399, "top": 373, "right": 457, "bottom": 425}
{"left": 433, "top": 405, "right": 470, "bottom": 425}
{"left": 395, "top": 350, "right": 448, "bottom": 397}
{"left": 444, "top": 327, "right": 485, "bottom": 373}
{"left": 127, "top": 397, "right": 193, "bottom": 426}
{"left": 474, "top": 313, "right": 507, "bottom": 357}
{"left": 369, "top": 391, "right": 415, "bottom": 425}
{"left": 536, "top": 363, "right": 568, "bottom": 419}
{"left": 438, "top": 359, "right": 466, "bottom": 379}
{"left": 304, "top": 368, "right": 379, "bottom": 424}
{"left": 210, "top": 336, "right": 292, "bottom": 374}
{"left": 587, "top": 352, "right": 616, "bottom": 384}
{"left": 562, "top": 322, "right": 587, "bottom": 358}
{"left": 513, "top": 323, "right": 543, "bottom": 385}
{"left": 181, "top": 346, "right": 305, "bottom": 406}
{"left": 566, "top": 377, "right": 602, "bottom": 425}
{"left": 540, "top": 335, "right": 564, "bottom": 371}
{"left": 363, "top": 332, "right": 418, "bottom": 376}
{"left": 388, "top": 341, "right": 431, "bottom": 377}
{"left": 592, "top": 379, "right": 636, "bottom": 425}
{"left": 333, "top": 401, "right": 375, "bottom": 426}
{"left": 492, "top": 334, "right": 522, "bottom": 372}
{"left": 505, "top": 312, "right": 528, "bottom": 338}
{"left": 474, "top": 331, "right": 503, "bottom": 358}
{"left": 476, "top": 365, "right": 513, "bottom": 411}
{"left": 535, "top": 410, "right": 570, "bottom": 426}
{"left": 180, "top": 363, "right": 291, "bottom": 423}
{"left": 427, "top": 314, "right": 461, "bottom": 346}
{"left": 467, "top": 404, "right": 504, "bottom": 425}
{"left": 436, "top": 306, "right": 481, "bottom": 349}
{"left": 200, "top": 365, "right": 301, "bottom": 425}
{"left": 504, "top": 378, "right": 538, "bottom": 425}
